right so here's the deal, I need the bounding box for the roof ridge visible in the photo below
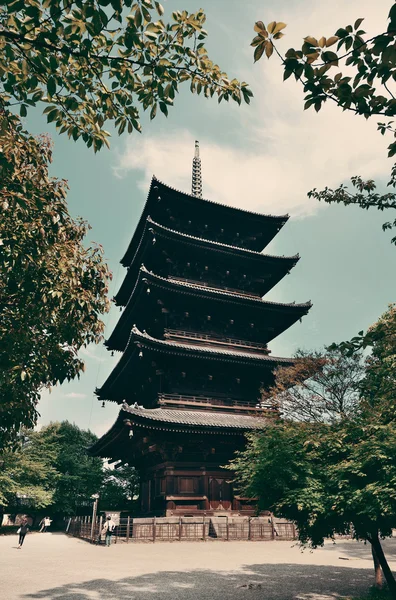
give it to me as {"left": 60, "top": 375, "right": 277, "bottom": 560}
{"left": 146, "top": 216, "right": 299, "bottom": 261}
{"left": 152, "top": 176, "right": 290, "bottom": 221}
{"left": 143, "top": 268, "right": 312, "bottom": 309}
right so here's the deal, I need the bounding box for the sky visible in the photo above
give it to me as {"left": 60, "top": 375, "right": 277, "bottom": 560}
{"left": 29, "top": 0, "right": 396, "bottom": 437}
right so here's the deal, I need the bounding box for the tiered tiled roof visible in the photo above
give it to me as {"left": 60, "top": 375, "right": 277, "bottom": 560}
{"left": 121, "top": 177, "right": 290, "bottom": 266}
{"left": 121, "top": 404, "right": 267, "bottom": 430}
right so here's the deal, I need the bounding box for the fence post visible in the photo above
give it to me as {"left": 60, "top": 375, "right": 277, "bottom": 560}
{"left": 127, "top": 516, "right": 130, "bottom": 543}
{"left": 226, "top": 516, "right": 229, "bottom": 541}
{"left": 271, "top": 518, "right": 275, "bottom": 540}
{"left": 292, "top": 523, "right": 297, "bottom": 539}
{"left": 248, "top": 517, "right": 251, "bottom": 541}
{"left": 153, "top": 517, "right": 156, "bottom": 543}
{"left": 98, "top": 516, "right": 103, "bottom": 545}
{"left": 203, "top": 516, "right": 206, "bottom": 541}
{"left": 179, "top": 517, "right": 182, "bottom": 542}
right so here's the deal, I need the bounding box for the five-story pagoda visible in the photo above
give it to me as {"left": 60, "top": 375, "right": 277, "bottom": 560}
{"left": 90, "top": 142, "right": 311, "bottom": 516}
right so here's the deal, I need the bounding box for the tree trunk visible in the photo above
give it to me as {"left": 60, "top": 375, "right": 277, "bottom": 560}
{"left": 370, "top": 532, "right": 396, "bottom": 599}
{"left": 371, "top": 543, "right": 383, "bottom": 588}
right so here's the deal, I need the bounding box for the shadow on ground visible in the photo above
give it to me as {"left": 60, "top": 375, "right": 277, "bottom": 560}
{"left": 23, "top": 563, "right": 375, "bottom": 600}
{"left": 324, "top": 539, "right": 396, "bottom": 562}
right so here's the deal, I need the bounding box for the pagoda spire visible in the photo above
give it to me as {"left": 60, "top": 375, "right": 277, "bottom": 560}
{"left": 191, "top": 140, "right": 203, "bottom": 198}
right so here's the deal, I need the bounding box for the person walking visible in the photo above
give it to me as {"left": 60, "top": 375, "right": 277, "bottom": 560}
{"left": 17, "top": 518, "right": 29, "bottom": 549}
{"left": 103, "top": 516, "right": 116, "bottom": 547}
{"left": 43, "top": 516, "right": 52, "bottom": 532}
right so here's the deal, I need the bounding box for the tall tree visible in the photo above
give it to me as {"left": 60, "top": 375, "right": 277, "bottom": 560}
{"left": 231, "top": 336, "right": 396, "bottom": 595}
{"left": 0, "top": 427, "right": 59, "bottom": 509}
{"left": 230, "top": 414, "right": 396, "bottom": 597}
{"left": 0, "top": 0, "right": 252, "bottom": 151}
{"left": 0, "top": 125, "right": 111, "bottom": 449}
{"left": 100, "top": 464, "right": 139, "bottom": 511}
{"left": 47, "top": 421, "right": 104, "bottom": 515}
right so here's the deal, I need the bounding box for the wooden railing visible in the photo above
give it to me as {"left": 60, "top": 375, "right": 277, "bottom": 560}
{"left": 66, "top": 516, "right": 296, "bottom": 543}
{"left": 164, "top": 329, "right": 269, "bottom": 353}
{"left": 158, "top": 393, "right": 267, "bottom": 412}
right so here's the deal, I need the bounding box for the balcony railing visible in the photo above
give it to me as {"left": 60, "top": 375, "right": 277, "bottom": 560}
{"left": 158, "top": 393, "right": 269, "bottom": 412}
{"left": 164, "top": 329, "right": 269, "bottom": 354}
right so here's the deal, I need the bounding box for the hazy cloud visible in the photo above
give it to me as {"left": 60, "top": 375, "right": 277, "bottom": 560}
{"left": 113, "top": 0, "right": 391, "bottom": 218}
{"left": 63, "top": 392, "right": 87, "bottom": 399}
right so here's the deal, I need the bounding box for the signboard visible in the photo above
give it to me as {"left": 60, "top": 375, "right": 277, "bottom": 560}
{"left": 102, "top": 511, "right": 120, "bottom": 526}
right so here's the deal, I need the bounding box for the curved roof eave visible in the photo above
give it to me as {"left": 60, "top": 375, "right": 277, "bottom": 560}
{"left": 121, "top": 176, "right": 290, "bottom": 266}
{"left": 130, "top": 326, "right": 294, "bottom": 365}
{"left": 145, "top": 216, "right": 300, "bottom": 263}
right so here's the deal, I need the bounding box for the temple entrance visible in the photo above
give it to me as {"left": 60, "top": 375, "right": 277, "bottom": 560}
{"left": 208, "top": 477, "right": 232, "bottom": 511}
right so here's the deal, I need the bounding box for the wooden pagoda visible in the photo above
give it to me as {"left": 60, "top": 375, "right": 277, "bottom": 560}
{"left": 90, "top": 142, "right": 311, "bottom": 516}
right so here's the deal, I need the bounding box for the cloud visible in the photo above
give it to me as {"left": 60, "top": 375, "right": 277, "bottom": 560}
{"left": 79, "top": 346, "right": 107, "bottom": 363}
{"left": 113, "top": 0, "right": 391, "bottom": 218}
{"left": 63, "top": 392, "right": 87, "bottom": 399}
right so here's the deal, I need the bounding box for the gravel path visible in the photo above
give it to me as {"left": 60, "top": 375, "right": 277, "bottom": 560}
{"left": 2, "top": 532, "right": 396, "bottom": 600}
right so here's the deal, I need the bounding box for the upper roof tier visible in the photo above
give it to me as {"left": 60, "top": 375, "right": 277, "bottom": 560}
{"left": 121, "top": 177, "right": 289, "bottom": 266}
{"left": 115, "top": 217, "right": 299, "bottom": 305}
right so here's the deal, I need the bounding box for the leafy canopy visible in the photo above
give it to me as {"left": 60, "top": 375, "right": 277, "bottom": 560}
{"left": 0, "top": 0, "right": 253, "bottom": 151}
{"left": 0, "top": 421, "right": 139, "bottom": 514}
{"left": 0, "top": 426, "right": 59, "bottom": 509}
{"left": 47, "top": 421, "right": 104, "bottom": 514}
{"left": 265, "top": 348, "right": 364, "bottom": 423}
{"left": 0, "top": 122, "right": 111, "bottom": 449}
{"left": 251, "top": 5, "right": 396, "bottom": 244}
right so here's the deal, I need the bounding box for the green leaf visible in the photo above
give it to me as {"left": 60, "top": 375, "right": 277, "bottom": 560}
{"left": 47, "top": 76, "right": 56, "bottom": 97}
{"left": 155, "top": 1, "right": 164, "bottom": 16}
{"left": 254, "top": 43, "right": 266, "bottom": 63}
{"left": 354, "top": 18, "right": 364, "bottom": 30}
{"left": 159, "top": 102, "right": 168, "bottom": 116}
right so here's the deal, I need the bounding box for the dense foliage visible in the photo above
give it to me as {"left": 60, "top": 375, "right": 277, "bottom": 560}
{"left": 231, "top": 321, "right": 396, "bottom": 595}
{"left": 0, "top": 421, "right": 138, "bottom": 515}
{"left": 0, "top": 0, "right": 252, "bottom": 151}
{"left": 0, "top": 426, "right": 58, "bottom": 508}
{"left": 0, "top": 123, "right": 111, "bottom": 449}
{"left": 47, "top": 421, "right": 104, "bottom": 514}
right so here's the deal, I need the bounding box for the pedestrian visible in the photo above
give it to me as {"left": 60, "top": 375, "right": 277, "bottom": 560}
{"left": 44, "top": 516, "right": 52, "bottom": 532}
{"left": 17, "top": 518, "right": 30, "bottom": 549}
{"left": 41, "top": 516, "right": 52, "bottom": 533}
{"left": 103, "top": 515, "right": 116, "bottom": 547}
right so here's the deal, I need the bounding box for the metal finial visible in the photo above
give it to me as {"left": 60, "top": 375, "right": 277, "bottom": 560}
{"left": 191, "top": 140, "right": 202, "bottom": 198}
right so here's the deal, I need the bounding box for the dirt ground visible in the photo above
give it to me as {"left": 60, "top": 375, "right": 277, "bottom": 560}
{"left": 2, "top": 532, "right": 396, "bottom": 600}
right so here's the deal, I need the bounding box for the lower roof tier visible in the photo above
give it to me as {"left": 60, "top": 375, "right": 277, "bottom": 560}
{"left": 97, "top": 326, "right": 293, "bottom": 403}
{"left": 89, "top": 403, "right": 267, "bottom": 459}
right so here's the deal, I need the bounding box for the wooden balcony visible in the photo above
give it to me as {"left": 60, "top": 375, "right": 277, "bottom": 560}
{"left": 163, "top": 329, "right": 270, "bottom": 354}
{"left": 158, "top": 393, "right": 269, "bottom": 413}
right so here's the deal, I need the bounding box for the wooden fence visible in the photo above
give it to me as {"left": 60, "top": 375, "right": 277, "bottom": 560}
{"left": 66, "top": 516, "right": 296, "bottom": 543}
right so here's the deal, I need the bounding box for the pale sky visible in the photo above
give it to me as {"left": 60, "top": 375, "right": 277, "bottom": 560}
{"left": 29, "top": 0, "right": 396, "bottom": 437}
